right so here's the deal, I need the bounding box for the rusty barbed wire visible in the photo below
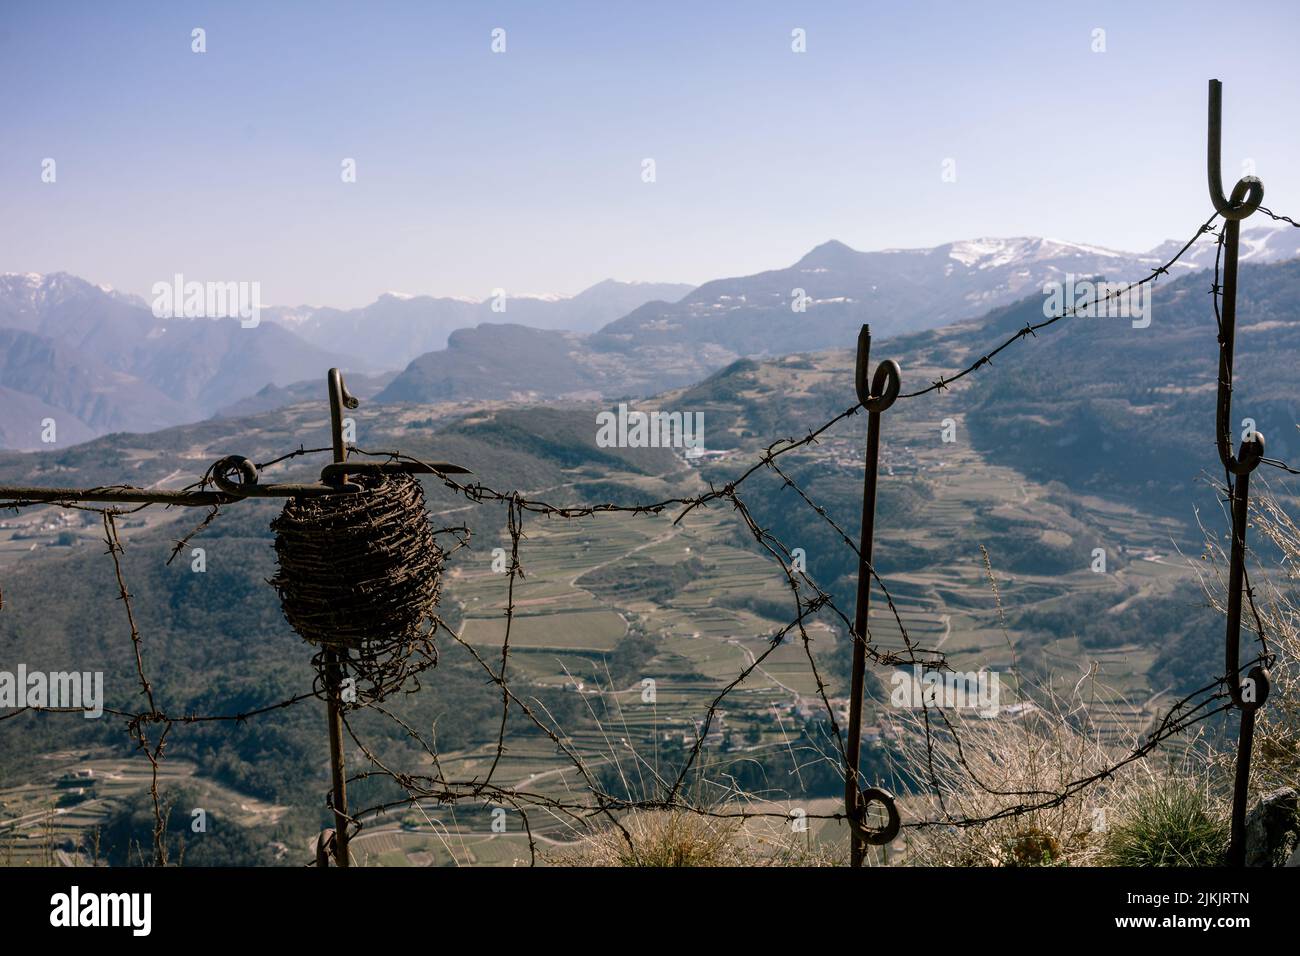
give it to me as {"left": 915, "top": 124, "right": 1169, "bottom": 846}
{"left": 1256, "top": 205, "right": 1300, "bottom": 228}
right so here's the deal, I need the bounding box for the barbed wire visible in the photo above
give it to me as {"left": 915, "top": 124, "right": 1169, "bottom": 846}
{"left": 0, "top": 205, "right": 1289, "bottom": 866}
{"left": 1256, "top": 205, "right": 1300, "bottom": 228}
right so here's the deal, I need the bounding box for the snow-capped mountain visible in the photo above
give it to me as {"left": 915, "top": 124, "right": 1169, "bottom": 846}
{"left": 1151, "top": 220, "right": 1300, "bottom": 269}
{"left": 599, "top": 224, "right": 1300, "bottom": 357}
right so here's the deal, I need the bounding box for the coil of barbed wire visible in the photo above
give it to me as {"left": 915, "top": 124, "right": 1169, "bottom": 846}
{"left": 269, "top": 472, "right": 445, "bottom": 700}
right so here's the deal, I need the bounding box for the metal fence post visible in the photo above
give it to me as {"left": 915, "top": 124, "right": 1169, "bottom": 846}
{"left": 320, "top": 368, "right": 360, "bottom": 867}
{"left": 1206, "top": 80, "right": 1271, "bottom": 867}
{"left": 845, "top": 325, "right": 902, "bottom": 866}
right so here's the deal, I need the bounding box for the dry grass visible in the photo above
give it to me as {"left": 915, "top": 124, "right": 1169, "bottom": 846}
{"left": 1187, "top": 487, "right": 1300, "bottom": 798}
{"left": 879, "top": 545, "right": 1233, "bottom": 867}
{"left": 885, "top": 679, "right": 1231, "bottom": 866}
{"left": 1224, "top": 492, "right": 1300, "bottom": 795}
{"left": 548, "top": 810, "right": 844, "bottom": 867}
{"left": 884, "top": 493, "right": 1300, "bottom": 868}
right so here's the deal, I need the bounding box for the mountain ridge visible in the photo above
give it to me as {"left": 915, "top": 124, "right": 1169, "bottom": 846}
{"left": 7, "top": 223, "right": 1297, "bottom": 450}
{"left": 381, "top": 224, "right": 1300, "bottom": 407}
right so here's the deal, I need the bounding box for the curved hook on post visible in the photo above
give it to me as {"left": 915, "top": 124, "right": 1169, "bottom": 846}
{"left": 1207, "top": 79, "right": 1264, "bottom": 222}
{"left": 210, "top": 455, "right": 259, "bottom": 496}
{"left": 328, "top": 368, "right": 359, "bottom": 478}
{"left": 1218, "top": 424, "right": 1265, "bottom": 479}
{"left": 855, "top": 325, "right": 901, "bottom": 413}
{"left": 1208, "top": 80, "right": 1266, "bottom": 480}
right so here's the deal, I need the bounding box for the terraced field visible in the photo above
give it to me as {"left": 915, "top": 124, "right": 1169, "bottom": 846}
{"left": 0, "top": 750, "right": 287, "bottom": 866}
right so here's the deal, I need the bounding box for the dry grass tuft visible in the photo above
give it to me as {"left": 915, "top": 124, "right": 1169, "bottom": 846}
{"left": 549, "top": 810, "right": 844, "bottom": 867}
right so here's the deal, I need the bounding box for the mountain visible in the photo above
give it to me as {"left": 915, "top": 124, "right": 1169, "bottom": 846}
{"left": 629, "top": 255, "right": 1300, "bottom": 702}
{"left": 263, "top": 294, "right": 478, "bottom": 375}
{"left": 381, "top": 225, "right": 1300, "bottom": 407}
{"left": 596, "top": 224, "right": 1300, "bottom": 358}
{"left": 266, "top": 279, "right": 695, "bottom": 371}
{"left": 0, "top": 272, "right": 158, "bottom": 369}
{"left": 0, "top": 273, "right": 347, "bottom": 450}
{"left": 1149, "top": 221, "right": 1300, "bottom": 270}
{"left": 547, "top": 279, "right": 697, "bottom": 332}
{"left": 130, "top": 317, "right": 344, "bottom": 410}
{"left": 8, "top": 223, "right": 1294, "bottom": 450}
{"left": 0, "top": 385, "right": 97, "bottom": 448}
{"left": 211, "top": 371, "right": 396, "bottom": 419}
{"left": 376, "top": 322, "right": 733, "bottom": 404}
{"left": 0, "top": 327, "right": 189, "bottom": 440}
{"left": 0, "top": 273, "right": 692, "bottom": 449}
{"left": 956, "top": 258, "right": 1300, "bottom": 497}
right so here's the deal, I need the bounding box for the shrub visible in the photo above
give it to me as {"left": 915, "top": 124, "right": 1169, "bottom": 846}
{"left": 1100, "top": 780, "right": 1226, "bottom": 867}
{"left": 556, "top": 811, "right": 745, "bottom": 867}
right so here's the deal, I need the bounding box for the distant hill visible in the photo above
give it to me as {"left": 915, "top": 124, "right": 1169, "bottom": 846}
{"left": 0, "top": 384, "right": 97, "bottom": 448}
{"left": 0, "top": 272, "right": 691, "bottom": 449}
{"left": 909, "top": 258, "right": 1300, "bottom": 501}
{"left": 596, "top": 225, "right": 1300, "bottom": 358}
{"left": 0, "top": 327, "right": 188, "bottom": 439}
{"left": 8, "top": 226, "right": 1296, "bottom": 449}
{"left": 379, "top": 225, "right": 1300, "bottom": 408}
{"left": 265, "top": 278, "right": 695, "bottom": 371}
{"left": 377, "top": 322, "right": 732, "bottom": 404}
{"left": 211, "top": 371, "right": 397, "bottom": 420}
{"left": 0, "top": 273, "right": 347, "bottom": 450}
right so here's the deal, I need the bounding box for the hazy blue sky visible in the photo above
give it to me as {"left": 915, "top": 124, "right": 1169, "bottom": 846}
{"left": 2, "top": 1, "right": 1298, "bottom": 307}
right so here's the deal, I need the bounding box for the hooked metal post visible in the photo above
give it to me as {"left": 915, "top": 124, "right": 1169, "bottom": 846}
{"left": 320, "top": 368, "right": 359, "bottom": 868}
{"left": 1207, "top": 80, "right": 1270, "bottom": 867}
{"left": 844, "top": 325, "right": 902, "bottom": 866}
{"left": 327, "top": 367, "right": 359, "bottom": 489}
